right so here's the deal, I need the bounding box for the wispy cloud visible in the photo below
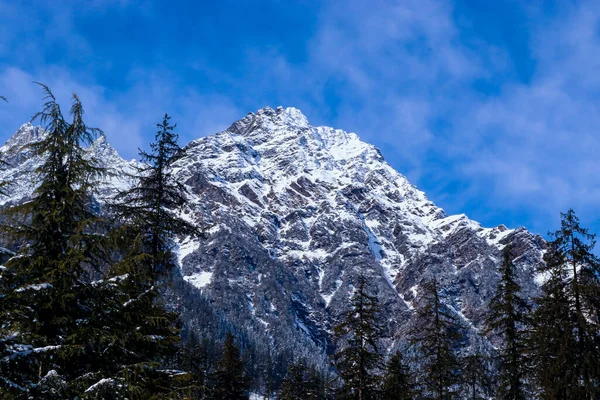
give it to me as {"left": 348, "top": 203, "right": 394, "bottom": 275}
{"left": 1, "top": 0, "right": 600, "bottom": 235}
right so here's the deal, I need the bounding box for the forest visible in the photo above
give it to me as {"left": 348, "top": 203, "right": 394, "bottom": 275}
{"left": 0, "top": 87, "right": 599, "bottom": 400}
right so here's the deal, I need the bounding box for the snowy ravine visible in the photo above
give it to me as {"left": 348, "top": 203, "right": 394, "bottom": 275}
{"left": 0, "top": 107, "right": 546, "bottom": 364}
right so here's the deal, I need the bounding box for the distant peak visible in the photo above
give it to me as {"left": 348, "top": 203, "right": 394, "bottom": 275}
{"left": 2, "top": 123, "right": 45, "bottom": 150}
{"left": 88, "top": 135, "right": 122, "bottom": 160}
{"left": 229, "top": 106, "right": 311, "bottom": 139}
{"left": 281, "top": 107, "right": 310, "bottom": 129}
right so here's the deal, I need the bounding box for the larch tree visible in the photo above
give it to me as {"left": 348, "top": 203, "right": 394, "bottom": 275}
{"left": 333, "top": 274, "right": 384, "bottom": 400}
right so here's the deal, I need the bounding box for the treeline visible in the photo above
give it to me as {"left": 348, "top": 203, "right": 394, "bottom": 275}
{"left": 326, "top": 207, "right": 600, "bottom": 400}
{"left": 1, "top": 88, "right": 600, "bottom": 399}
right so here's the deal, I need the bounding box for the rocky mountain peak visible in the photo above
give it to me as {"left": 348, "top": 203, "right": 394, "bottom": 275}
{"left": 1, "top": 123, "right": 44, "bottom": 154}
{"left": 0, "top": 109, "right": 547, "bottom": 367}
{"left": 88, "top": 135, "right": 126, "bottom": 167}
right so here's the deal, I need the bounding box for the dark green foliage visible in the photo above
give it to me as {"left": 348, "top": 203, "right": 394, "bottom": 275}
{"left": 530, "top": 268, "right": 576, "bottom": 399}
{"left": 76, "top": 257, "right": 187, "bottom": 399}
{"left": 169, "top": 334, "right": 208, "bottom": 399}
{"left": 410, "top": 278, "right": 462, "bottom": 400}
{"left": 530, "top": 209, "right": 600, "bottom": 399}
{"left": 485, "top": 245, "right": 531, "bottom": 399}
{"left": 382, "top": 350, "right": 415, "bottom": 400}
{"left": 333, "top": 274, "right": 383, "bottom": 400}
{"left": 0, "top": 83, "right": 107, "bottom": 398}
{"left": 278, "top": 360, "right": 329, "bottom": 400}
{"left": 209, "top": 333, "right": 250, "bottom": 400}
{"left": 112, "top": 113, "right": 197, "bottom": 276}
{"left": 0, "top": 89, "right": 194, "bottom": 399}
{"left": 460, "top": 352, "right": 492, "bottom": 400}
{"left": 91, "top": 114, "right": 201, "bottom": 398}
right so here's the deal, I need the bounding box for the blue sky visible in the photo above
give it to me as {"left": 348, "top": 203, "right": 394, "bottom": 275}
{"left": 1, "top": 0, "right": 599, "bottom": 240}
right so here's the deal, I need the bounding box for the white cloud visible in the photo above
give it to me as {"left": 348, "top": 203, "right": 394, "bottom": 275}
{"left": 0, "top": 66, "right": 243, "bottom": 159}
{"left": 2, "top": 0, "right": 600, "bottom": 234}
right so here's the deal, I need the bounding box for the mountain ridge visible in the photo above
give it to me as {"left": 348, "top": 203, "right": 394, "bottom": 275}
{"left": 0, "top": 106, "right": 546, "bottom": 365}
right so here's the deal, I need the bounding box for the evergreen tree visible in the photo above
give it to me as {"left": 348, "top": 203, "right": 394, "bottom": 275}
{"left": 112, "top": 113, "right": 197, "bottom": 275}
{"left": 530, "top": 263, "right": 576, "bottom": 399}
{"left": 279, "top": 361, "right": 310, "bottom": 400}
{"left": 484, "top": 245, "right": 531, "bottom": 399}
{"left": 0, "top": 84, "right": 107, "bottom": 398}
{"left": 381, "top": 350, "right": 415, "bottom": 400}
{"left": 530, "top": 209, "right": 600, "bottom": 398}
{"left": 460, "top": 352, "right": 492, "bottom": 400}
{"left": 209, "top": 332, "right": 250, "bottom": 400}
{"left": 88, "top": 113, "right": 201, "bottom": 398}
{"left": 278, "top": 360, "right": 328, "bottom": 400}
{"left": 170, "top": 333, "right": 207, "bottom": 399}
{"left": 333, "top": 274, "right": 384, "bottom": 400}
{"left": 409, "top": 278, "right": 462, "bottom": 400}
{"left": 0, "top": 90, "right": 195, "bottom": 399}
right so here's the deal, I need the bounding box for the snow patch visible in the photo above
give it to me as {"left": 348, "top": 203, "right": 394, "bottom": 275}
{"left": 184, "top": 271, "right": 213, "bottom": 289}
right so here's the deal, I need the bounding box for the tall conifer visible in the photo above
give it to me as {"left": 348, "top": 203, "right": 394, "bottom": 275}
{"left": 485, "top": 245, "right": 531, "bottom": 399}
{"left": 381, "top": 350, "right": 415, "bottom": 400}
{"left": 209, "top": 333, "right": 250, "bottom": 400}
{"left": 0, "top": 84, "right": 106, "bottom": 398}
{"left": 409, "top": 278, "right": 462, "bottom": 400}
{"left": 94, "top": 113, "right": 199, "bottom": 397}
{"left": 112, "top": 113, "right": 197, "bottom": 275}
{"left": 333, "top": 274, "right": 383, "bottom": 400}
{"left": 531, "top": 209, "right": 600, "bottom": 398}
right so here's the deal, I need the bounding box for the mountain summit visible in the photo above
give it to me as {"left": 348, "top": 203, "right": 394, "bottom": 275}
{"left": 0, "top": 106, "right": 545, "bottom": 363}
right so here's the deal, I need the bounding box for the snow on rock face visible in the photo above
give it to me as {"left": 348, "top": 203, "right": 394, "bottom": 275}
{"left": 0, "top": 107, "right": 546, "bottom": 361}
{"left": 174, "top": 106, "right": 546, "bottom": 354}
{"left": 0, "top": 124, "right": 136, "bottom": 204}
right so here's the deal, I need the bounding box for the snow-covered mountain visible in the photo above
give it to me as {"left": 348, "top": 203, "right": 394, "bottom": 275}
{"left": 0, "top": 107, "right": 546, "bottom": 363}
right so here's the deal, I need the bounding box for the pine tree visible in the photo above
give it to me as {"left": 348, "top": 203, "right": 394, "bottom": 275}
{"left": 381, "top": 350, "right": 415, "bottom": 400}
{"left": 209, "top": 333, "right": 250, "bottom": 400}
{"left": 409, "top": 278, "right": 462, "bottom": 400}
{"left": 484, "top": 245, "right": 531, "bottom": 399}
{"left": 333, "top": 274, "right": 384, "bottom": 400}
{"left": 0, "top": 84, "right": 107, "bottom": 398}
{"left": 530, "top": 209, "right": 600, "bottom": 399}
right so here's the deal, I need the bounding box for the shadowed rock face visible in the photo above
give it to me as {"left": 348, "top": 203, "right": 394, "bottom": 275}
{"left": 0, "top": 107, "right": 546, "bottom": 362}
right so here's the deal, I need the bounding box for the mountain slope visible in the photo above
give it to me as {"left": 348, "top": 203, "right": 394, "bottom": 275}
{"left": 0, "top": 107, "right": 546, "bottom": 364}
